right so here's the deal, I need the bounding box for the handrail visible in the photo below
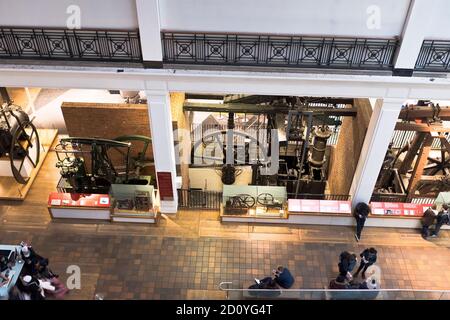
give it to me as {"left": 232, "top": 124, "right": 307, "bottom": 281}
{"left": 219, "top": 281, "right": 450, "bottom": 301}
{"left": 219, "top": 281, "right": 450, "bottom": 293}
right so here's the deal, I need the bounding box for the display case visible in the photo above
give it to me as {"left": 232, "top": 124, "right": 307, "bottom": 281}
{"left": 109, "top": 184, "right": 158, "bottom": 224}
{"left": 221, "top": 185, "right": 288, "bottom": 221}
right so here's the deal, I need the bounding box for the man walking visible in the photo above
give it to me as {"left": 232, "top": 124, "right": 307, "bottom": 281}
{"left": 354, "top": 202, "right": 370, "bottom": 242}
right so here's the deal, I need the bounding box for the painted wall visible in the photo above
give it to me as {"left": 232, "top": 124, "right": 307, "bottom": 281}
{"left": 0, "top": 0, "right": 138, "bottom": 29}
{"left": 159, "top": 0, "right": 410, "bottom": 37}
{"left": 189, "top": 167, "right": 253, "bottom": 191}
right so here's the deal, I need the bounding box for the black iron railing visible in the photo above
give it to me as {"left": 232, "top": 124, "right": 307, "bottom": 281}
{"left": 371, "top": 193, "right": 435, "bottom": 204}
{"left": 415, "top": 40, "right": 450, "bottom": 72}
{"left": 177, "top": 189, "right": 222, "bottom": 210}
{"left": 287, "top": 193, "right": 351, "bottom": 201}
{"left": 371, "top": 193, "right": 407, "bottom": 203}
{"left": 0, "top": 28, "right": 142, "bottom": 62}
{"left": 162, "top": 32, "right": 398, "bottom": 70}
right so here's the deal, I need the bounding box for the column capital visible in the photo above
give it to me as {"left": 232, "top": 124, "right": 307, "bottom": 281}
{"left": 381, "top": 97, "right": 407, "bottom": 109}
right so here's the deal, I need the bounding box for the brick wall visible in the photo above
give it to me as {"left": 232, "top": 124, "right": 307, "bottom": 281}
{"left": 328, "top": 99, "right": 373, "bottom": 195}
{"left": 61, "top": 101, "right": 154, "bottom": 175}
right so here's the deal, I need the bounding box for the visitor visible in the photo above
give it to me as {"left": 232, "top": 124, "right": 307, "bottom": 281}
{"left": 273, "top": 265, "right": 295, "bottom": 289}
{"left": 21, "top": 245, "right": 40, "bottom": 275}
{"left": 338, "top": 251, "right": 357, "bottom": 281}
{"left": 329, "top": 275, "right": 350, "bottom": 289}
{"left": 354, "top": 202, "right": 370, "bottom": 242}
{"left": 359, "top": 277, "right": 378, "bottom": 290}
{"left": 249, "top": 276, "right": 281, "bottom": 298}
{"left": 431, "top": 204, "right": 450, "bottom": 237}
{"left": 16, "top": 275, "right": 45, "bottom": 300}
{"left": 421, "top": 204, "right": 438, "bottom": 239}
{"left": 353, "top": 248, "right": 377, "bottom": 279}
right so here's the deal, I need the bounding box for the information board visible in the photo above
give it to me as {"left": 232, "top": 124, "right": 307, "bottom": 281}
{"left": 288, "top": 199, "right": 352, "bottom": 214}
{"left": 370, "top": 202, "right": 433, "bottom": 216}
{"left": 157, "top": 172, "right": 174, "bottom": 201}
{"left": 48, "top": 192, "right": 111, "bottom": 208}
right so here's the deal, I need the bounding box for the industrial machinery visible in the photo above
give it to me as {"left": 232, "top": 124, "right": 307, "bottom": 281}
{"left": 55, "top": 134, "right": 154, "bottom": 194}
{"left": 256, "top": 192, "right": 283, "bottom": 209}
{"left": 0, "top": 102, "right": 40, "bottom": 184}
{"left": 224, "top": 194, "right": 255, "bottom": 214}
{"left": 114, "top": 135, "right": 153, "bottom": 177}
{"left": 55, "top": 137, "right": 131, "bottom": 194}
{"left": 185, "top": 95, "right": 356, "bottom": 197}
{"left": 373, "top": 102, "right": 450, "bottom": 201}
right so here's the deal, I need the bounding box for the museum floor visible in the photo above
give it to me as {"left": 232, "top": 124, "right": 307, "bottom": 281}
{"left": 1, "top": 144, "right": 450, "bottom": 300}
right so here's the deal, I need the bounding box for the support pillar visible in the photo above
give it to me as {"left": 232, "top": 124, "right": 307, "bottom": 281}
{"left": 135, "top": 0, "right": 163, "bottom": 68}
{"left": 350, "top": 98, "right": 404, "bottom": 207}
{"left": 147, "top": 90, "right": 178, "bottom": 214}
{"left": 393, "top": 0, "right": 431, "bottom": 76}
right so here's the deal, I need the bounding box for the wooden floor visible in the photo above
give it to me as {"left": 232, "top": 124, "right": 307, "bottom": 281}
{"left": 0, "top": 135, "right": 450, "bottom": 300}
{"left": 0, "top": 129, "right": 58, "bottom": 200}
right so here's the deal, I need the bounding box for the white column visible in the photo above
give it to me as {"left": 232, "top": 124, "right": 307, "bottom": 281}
{"left": 135, "top": 0, "right": 163, "bottom": 67}
{"left": 350, "top": 98, "right": 404, "bottom": 207}
{"left": 147, "top": 90, "right": 178, "bottom": 214}
{"left": 394, "top": 0, "right": 431, "bottom": 70}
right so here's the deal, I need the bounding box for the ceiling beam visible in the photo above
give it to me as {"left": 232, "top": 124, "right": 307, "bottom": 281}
{"left": 399, "top": 105, "right": 450, "bottom": 121}
{"left": 183, "top": 102, "right": 357, "bottom": 116}
{"left": 395, "top": 122, "right": 450, "bottom": 132}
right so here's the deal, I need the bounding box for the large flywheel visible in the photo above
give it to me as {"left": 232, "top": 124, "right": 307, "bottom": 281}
{"left": 10, "top": 120, "right": 40, "bottom": 184}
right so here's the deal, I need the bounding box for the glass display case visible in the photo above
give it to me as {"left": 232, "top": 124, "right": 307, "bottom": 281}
{"left": 110, "top": 184, "right": 158, "bottom": 222}
{"left": 221, "top": 185, "right": 287, "bottom": 218}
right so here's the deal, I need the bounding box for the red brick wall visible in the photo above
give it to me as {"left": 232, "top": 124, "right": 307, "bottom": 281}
{"left": 61, "top": 102, "right": 154, "bottom": 175}
{"left": 328, "top": 99, "right": 373, "bottom": 195}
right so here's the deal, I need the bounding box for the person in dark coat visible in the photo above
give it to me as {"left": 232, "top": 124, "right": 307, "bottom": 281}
{"left": 431, "top": 204, "right": 450, "bottom": 237}
{"left": 354, "top": 202, "right": 370, "bottom": 242}
{"left": 338, "top": 251, "right": 357, "bottom": 281}
{"left": 421, "top": 204, "right": 438, "bottom": 239}
{"left": 249, "top": 276, "right": 281, "bottom": 298}
{"left": 353, "top": 248, "right": 377, "bottom": 279}
{"left": 273, "top": 265, "right": 295, "bottom": 289}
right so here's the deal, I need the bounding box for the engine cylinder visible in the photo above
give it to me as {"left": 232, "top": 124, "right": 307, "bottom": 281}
{"left": 308, "top": 126, "right": 332, "bottom": 168}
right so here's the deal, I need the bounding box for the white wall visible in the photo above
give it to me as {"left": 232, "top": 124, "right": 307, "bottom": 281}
{"left": 159, "top": 0, "right": 410, "bottom": 37}
{"left": 424, "top": 0, "right": 450, "bottom": 40}
{"left": 0, "top": 0, "right": 138, "bottom": 29}
{"left": 189, "top": 167, "right": 253, "bottom": 191}
{"left": 31, "top": 89, "right": 126, "bottom": 133}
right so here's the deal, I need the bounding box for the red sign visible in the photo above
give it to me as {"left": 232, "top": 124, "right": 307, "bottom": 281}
{"left": 157, "top": 172, "right": 174, "bottom": 201}
{"left": 48, "top": 192, "right": 111, "bottom": 208}
{"left": 370, "top": 202, "right": 433, "bottom": 217}
{"left": 288, "top": 199, "right": 352, "bottom": 214}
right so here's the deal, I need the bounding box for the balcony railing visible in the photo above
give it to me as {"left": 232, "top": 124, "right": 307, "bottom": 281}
{"left": 219, "top": 281, "right": 450, "bottom": 300}
{"left": 162, "top": 32, "right": 398, "bottom": 70}
{"left": 0, "top": 27, "right": 142, "bottom": 62}
{"left": 415, "top": 40, "right": 450, "bottom": 72}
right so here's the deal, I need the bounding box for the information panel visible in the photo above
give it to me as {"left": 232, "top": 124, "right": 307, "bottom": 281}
{"left": 288, "top": 199, "right": 352, "bottom": 214}
{"left": 157, "top": 172, "right": 174, "bottom": 201}
{"left": 370, "top": 202, "right": 433, "bottom": 216}
{"left": 48, "top": 192, "right": 111, "bottom": 208}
